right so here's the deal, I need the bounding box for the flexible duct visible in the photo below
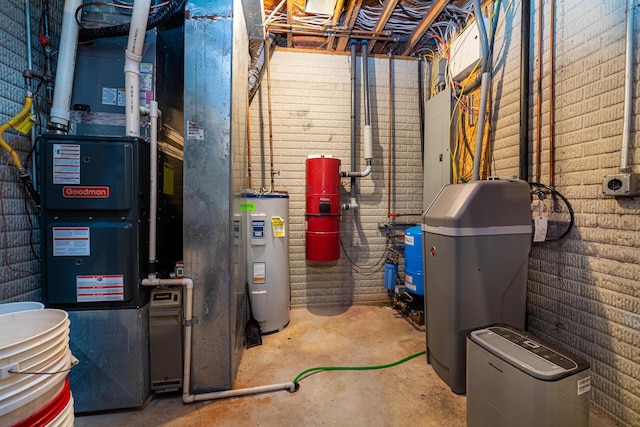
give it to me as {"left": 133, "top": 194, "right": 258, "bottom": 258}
{"left": 48, "top": 0, "right": 82, "bottom": 133}
{"left": 125, "top": 0, "right": 152, "bottom": 137}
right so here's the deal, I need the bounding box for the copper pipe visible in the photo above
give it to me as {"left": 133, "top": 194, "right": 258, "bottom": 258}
{"left": 267, "top": 22, "right": 391, "bottom": 36}
{"left": 387, "top": 53, "right": 393, "bottom": 219}
{"left": 549, "top": 0, "right": 555, "bottom": 187}
{"left": 246, "top": 90, "right": 252, "bottom": 189}
{"left": 535, "top": 0, "right": 543, "bottom": 184}
{"left": 266, "top": 34, "right": 276, "bottom": 192}
{"left": 268, "top": 28, "right": 399, "bottom": 42}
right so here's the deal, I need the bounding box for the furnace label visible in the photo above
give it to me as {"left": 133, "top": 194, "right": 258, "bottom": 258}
{"left": 76, "top": 275, "right": 124, "bottom": 302}
{"left": 53, "top": 226, "right": 90, "bottom": 256}
{"left": 53, "top": 144, "right": 80, "bottom": 184}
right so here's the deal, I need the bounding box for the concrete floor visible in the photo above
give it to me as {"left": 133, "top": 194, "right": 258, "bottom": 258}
{"left": 75, "top": 305, "right": 617, "bottom": 427}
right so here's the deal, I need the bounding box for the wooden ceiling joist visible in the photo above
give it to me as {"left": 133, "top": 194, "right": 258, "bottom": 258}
{"left": 334, "top": 0, "right": 363, "bottom": 52}
{"left": 401, "top": 0, "right": 449, "bottom": 56}
{"left": 286, "top": 0, "right": 294, "bottom": 47}
{"left": 367, "top": 0, "right": 400, "bottom": 53}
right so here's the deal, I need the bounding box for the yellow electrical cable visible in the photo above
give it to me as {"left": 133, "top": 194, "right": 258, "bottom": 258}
{"left": 0, "top": 96, "right": 34, "bottom": 170}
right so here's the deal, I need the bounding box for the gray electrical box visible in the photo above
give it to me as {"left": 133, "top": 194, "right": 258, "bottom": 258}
{"left": 423, "top": 88, "right": 455, "bottom": 210}
{"left": 467, "top": 325, "right": 591, "bottom": 427}
{"left": 150, "top": 287, "right": 183, "bottom": 391}
{"left": 422, "top": 179, "right": 532, "bottom": 394}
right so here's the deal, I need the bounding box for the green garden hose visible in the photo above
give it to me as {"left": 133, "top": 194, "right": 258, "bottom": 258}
{"left": 292, "top": 350, "right": 427, "bottom": 387}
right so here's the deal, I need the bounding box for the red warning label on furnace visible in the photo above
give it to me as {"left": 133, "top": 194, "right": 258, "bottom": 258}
{"left": 63, "top": 186, "right": 110, "bottom": 198}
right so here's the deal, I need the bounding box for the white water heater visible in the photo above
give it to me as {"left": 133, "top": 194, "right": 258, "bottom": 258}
{"left": 245, "top": 192, "right": 290, "bottom": 333}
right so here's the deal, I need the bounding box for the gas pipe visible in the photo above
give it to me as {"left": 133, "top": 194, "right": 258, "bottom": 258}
{"left": 305, "top": 155, "right": 341, "bottom": 261}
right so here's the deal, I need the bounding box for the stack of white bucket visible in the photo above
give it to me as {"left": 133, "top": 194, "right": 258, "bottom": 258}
{"left": 0, "top": 303, "right": 75, "bottom": 426}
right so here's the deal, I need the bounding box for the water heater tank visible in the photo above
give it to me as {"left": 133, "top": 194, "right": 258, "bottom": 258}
{"left": 245, "top": 192, "right": 290, "bottom": 333}
{"left": 305, "top": 155, "right": 341, "bottom": 262}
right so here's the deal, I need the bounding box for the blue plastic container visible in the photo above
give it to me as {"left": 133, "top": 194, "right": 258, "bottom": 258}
{"left": 404, "top": 226, "right": 424, "bottom": 296}
{"left": 384, "top": 262, "right": 398, "bottom": 292}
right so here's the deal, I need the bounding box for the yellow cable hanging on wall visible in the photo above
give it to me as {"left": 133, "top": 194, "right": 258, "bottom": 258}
{"left": 0, "top": 96, "right": 34, "bottom": 170}
{"left": 0, "top": 95, "right": 39, "bottom": 205}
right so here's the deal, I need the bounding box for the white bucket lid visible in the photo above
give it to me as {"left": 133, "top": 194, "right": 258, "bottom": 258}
{"left": 0, "top": 302, "right": 44, "bottom": 315}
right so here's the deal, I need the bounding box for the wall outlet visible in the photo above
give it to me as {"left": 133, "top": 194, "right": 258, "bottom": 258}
{"left": 602, "top": 173, "right": 640, "bottom": 197}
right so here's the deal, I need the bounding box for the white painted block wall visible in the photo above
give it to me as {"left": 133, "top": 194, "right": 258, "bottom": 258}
{"left": 490, "top": 1, "right": 640, "bottom": 425}
{"left": 0, "top": 0, "right": 57, "bottom": 302}
{"left": 249, "top": 50, "right": 423, "bottom": 307}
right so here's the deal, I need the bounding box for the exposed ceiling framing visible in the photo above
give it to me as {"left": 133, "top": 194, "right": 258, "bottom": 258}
{"left": 264, "top": 0, "right": 471, "bottom": 57}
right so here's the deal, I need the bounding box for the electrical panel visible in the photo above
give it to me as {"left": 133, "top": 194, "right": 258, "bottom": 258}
{"left": 423, "top": 88, "right": 455, "bottom": 210}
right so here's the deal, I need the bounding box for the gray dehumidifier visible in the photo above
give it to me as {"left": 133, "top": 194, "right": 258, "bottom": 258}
{"left": 467, "top": 325, "right": 591, "bottom": 427}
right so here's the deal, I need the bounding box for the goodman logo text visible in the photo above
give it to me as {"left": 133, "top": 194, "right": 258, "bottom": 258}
{"left": 62, "top": 186, "right": 110, "bottom": 198}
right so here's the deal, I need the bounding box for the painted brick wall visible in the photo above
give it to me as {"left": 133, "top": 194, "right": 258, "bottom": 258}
{"left": 249, "top": 50, "right": 422, "bottom": 307}
{"left": 491, "top": 1, "right": 639, "bottom": 425}
{"left": 0, "top": 1, "right": 61, "bottom": 303}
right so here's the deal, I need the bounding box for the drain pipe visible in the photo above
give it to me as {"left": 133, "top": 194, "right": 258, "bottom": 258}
{"left": 125, "top": 0, "right": 151, "bottom": 137}
{"left": 342, "top": 40, "right": 373, "bottom": 210}
{"left": 471, "top": 0, "right": 490, "bottom": 181}
{"left": 47, "top": 0, "right": 82, "bottom": 133}
{"left": 621, "top": 0, "right": 635, "bottom": 172}
{"left": 519, "top": 0, "right": 531, "bottom": 181}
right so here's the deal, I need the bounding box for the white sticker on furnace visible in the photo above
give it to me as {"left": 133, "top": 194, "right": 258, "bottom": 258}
{"left": 102, "top": 87, "right": 118, "bottom": 106}
{"left": 53, "top": 227, "right": 90, "bottom": 256}
{"left": 53, "top": 144, "right": 80, "bottom": 184}
{"left": 77, "top": 275, "right": 124, "bottom": 302}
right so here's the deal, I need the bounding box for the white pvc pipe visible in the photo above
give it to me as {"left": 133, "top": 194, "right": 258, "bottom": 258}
{"left": 342, "top": 43, "right": 373, "bottom": 180}
{"left": 621, "top": 0, "right": 635, "bottom": 172}
{"left": 141, "top": 277, "right": 296, "bottom": 402}
{"left": 125, "top": 0, "right": 152, "bottom": 137}
{"left": 148, "top": 101, "right": 158, "bottom": 279}
{"left": 49, "top": 0, "right": 82, "bottom": 131}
